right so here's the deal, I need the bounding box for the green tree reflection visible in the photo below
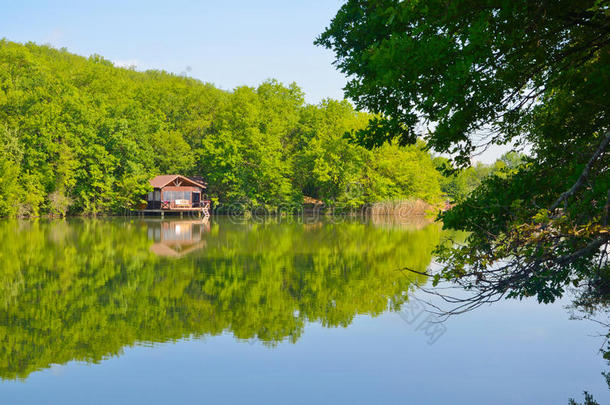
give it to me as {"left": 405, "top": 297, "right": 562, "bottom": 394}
{"left": 0, "top": 217, "right": 443, "bottom": 380}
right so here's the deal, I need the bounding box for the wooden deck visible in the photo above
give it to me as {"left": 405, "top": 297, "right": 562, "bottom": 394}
{"left": 137, "top": 208, "right": 204, "bottom": 212}
{"left": 135, "top": 200, "right": 211, "bottom": 217}
{"left": 133, "top": 206, "right": 210, "bottom": 218}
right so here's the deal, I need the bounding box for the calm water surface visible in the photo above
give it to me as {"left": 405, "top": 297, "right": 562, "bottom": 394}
{"left": 0, "top": 217, "right": 607, "bottom": 404}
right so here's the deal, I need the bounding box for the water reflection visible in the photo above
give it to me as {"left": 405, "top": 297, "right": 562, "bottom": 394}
{"left": 148, "top": 219, "right": 210, "bottom": 257}
{"left": 0, "top": 217, "right": 443, "bottom": 380}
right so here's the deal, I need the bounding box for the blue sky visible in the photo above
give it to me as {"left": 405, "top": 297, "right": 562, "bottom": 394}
{"left": 1, "top": 0, "right": 347, "bottom": 103}
{"left": 1, "top": 0, "right": 513, "bottom": 162}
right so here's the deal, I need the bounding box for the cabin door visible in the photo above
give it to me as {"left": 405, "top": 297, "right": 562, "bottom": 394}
{"left": 192, "top": 192, "right": 200, "bottom": 207}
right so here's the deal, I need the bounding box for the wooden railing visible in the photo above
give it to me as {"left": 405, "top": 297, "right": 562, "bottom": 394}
{"left": 160, "top": 200, "right": 211, "bottom": 210}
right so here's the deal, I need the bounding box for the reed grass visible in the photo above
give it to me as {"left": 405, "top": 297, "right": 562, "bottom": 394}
{"left": 367, "top": 199, "right": 433, "bottom": 217}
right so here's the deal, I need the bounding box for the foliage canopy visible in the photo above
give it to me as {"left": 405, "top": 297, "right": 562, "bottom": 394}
{"left": 317, "top": 1, "right": 610, "bottom": 307}
{"left": 0, "top": 40, "right": 445, "bottom": 216}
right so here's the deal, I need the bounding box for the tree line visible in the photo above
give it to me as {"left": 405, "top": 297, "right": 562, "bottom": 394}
{"left": 0, "top": 40, "right": 478, "bottom": 217}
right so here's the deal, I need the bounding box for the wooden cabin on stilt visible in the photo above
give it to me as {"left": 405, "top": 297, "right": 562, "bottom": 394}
{"left": 135, "top": 175, "right": 211, "bottom": 218}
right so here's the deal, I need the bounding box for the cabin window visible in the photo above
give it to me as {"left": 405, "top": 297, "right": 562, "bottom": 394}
{"left": 162, "top": 191, "right": 191, "bottom": 202}
{"left": 153, "top": 190, "right": 161, "bottom": 201}
{"left": 147, "top": 192, "right": 153, "bottom": 201}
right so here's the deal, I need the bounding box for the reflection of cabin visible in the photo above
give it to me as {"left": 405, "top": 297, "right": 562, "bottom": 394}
{"left": 148, "top": 220, "right": 210, "bottom": 257}
{"left": 142, "top": 175, "right": 210, "bottom": 217}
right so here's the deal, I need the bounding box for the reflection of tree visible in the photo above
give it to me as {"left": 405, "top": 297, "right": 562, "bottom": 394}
{"left": 568, "top": 285, "right": 610, "bottom": 399}
{"left": 0, "top": 218, "right": 441, "bottom": 380}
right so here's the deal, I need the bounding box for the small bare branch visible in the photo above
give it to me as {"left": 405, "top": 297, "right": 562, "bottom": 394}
{"left": 550, "top": 130, "right": 610, "bottom": 213}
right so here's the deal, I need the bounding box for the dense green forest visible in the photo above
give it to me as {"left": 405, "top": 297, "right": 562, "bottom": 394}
{"left": 0, "top": 40, "right": 461, "bottom": 217}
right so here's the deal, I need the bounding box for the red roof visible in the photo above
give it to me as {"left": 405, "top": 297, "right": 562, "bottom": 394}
{"left": 149, "top": 175, "right": 207, "bottom": 189}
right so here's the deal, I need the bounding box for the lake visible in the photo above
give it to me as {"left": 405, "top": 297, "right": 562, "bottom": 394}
{"left": 0, "top": 217, "right": 607, "bottom": 404}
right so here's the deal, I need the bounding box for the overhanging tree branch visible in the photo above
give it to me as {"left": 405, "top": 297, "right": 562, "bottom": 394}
{"left": 550, "top": 130, "right": 610, "bottom": 213}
